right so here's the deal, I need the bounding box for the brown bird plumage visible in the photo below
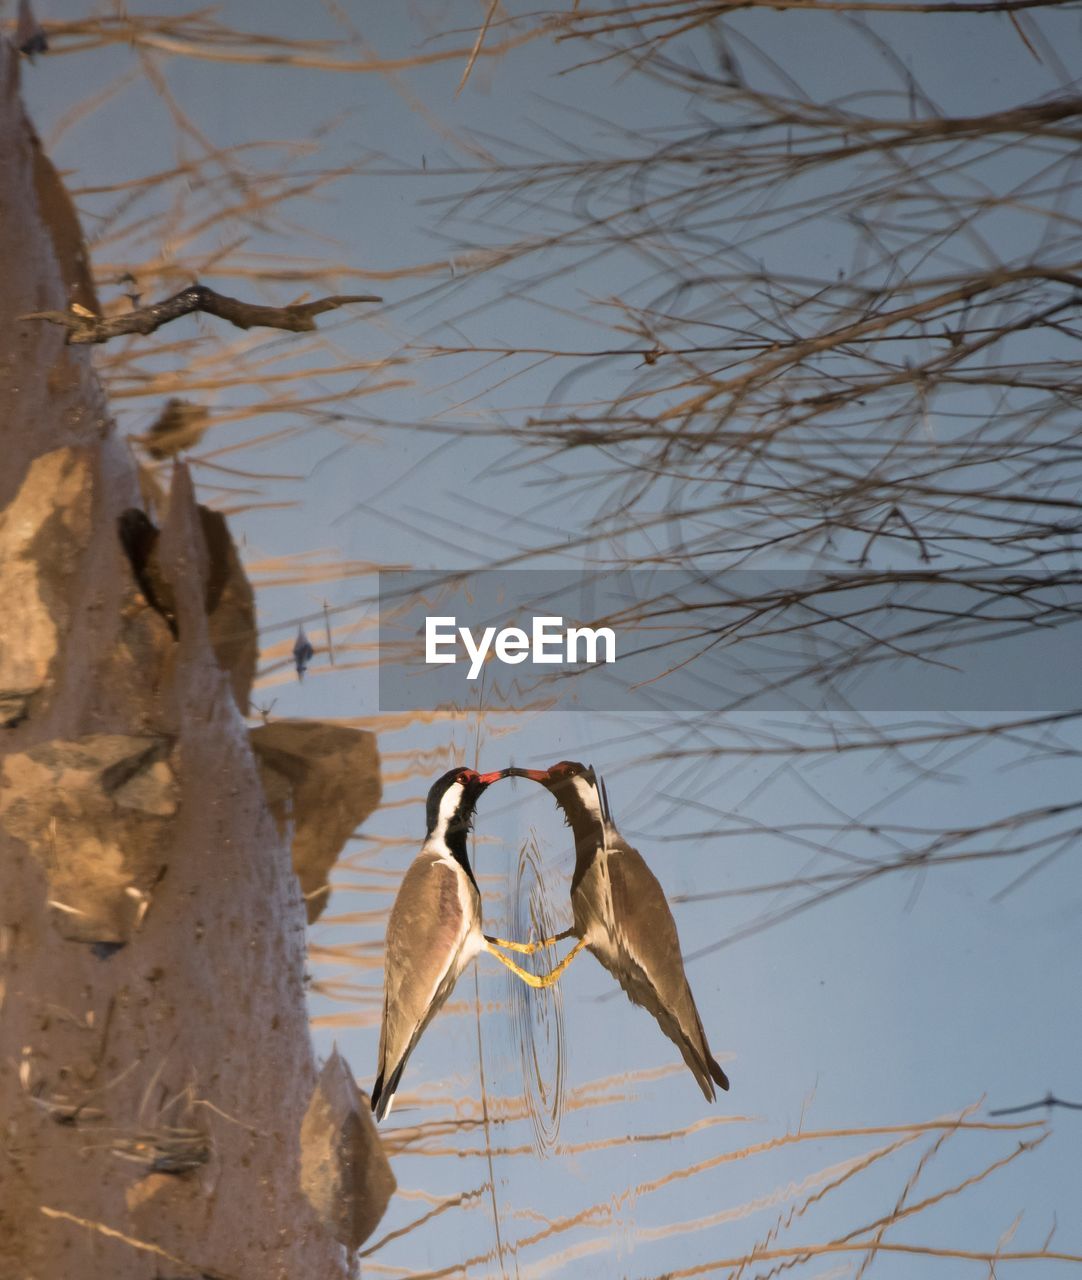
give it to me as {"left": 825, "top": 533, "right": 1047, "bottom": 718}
{"left": 512, "top": 761, "right": 729, "bottom": 1100}
{"left": 372, "top": 767, "right": 505, "bottom": 1121}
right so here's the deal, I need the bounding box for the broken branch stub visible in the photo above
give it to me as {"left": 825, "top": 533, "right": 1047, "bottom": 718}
{"left": 24, "top": 284, "right": 383, "bottom": 345}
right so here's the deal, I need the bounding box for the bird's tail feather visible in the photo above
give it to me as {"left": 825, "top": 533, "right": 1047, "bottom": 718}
{"left": 371, "top": 1069, "right": 387, "bottom": 1118}
{"left": 372, "top": 1060, "right": 405, "bottom": 1122}
{"left": 708, "top": 1055, "right": 730, "bottom": 1092}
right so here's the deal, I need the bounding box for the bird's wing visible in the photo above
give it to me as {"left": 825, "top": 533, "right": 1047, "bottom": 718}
{"left": 605, "top": 839, "right": 729, "bottom": 1096}
{"left": 374, "top": 852, "right": 474, "bottom": 1115}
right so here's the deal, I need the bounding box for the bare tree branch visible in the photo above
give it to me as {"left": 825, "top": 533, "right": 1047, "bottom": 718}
{"left": 23, "top": 283, "right": 382, "bottom": 345}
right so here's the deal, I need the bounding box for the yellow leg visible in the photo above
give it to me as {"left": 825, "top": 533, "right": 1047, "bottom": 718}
{"left": 483, "top": 927, "right": 575, "bottom": 955}
{"left": 483, "top": 938, "right": 587, "bottom": 989}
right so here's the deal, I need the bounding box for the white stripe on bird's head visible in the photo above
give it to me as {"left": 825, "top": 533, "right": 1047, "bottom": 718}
{"left": 566, "top": 772, "right": 603, "bottom": 824}
{"left": 433, "top": 775, "right": 468, "bottom": 839}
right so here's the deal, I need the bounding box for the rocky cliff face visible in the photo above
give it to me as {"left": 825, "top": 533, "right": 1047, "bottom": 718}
{"left": 0, "top": 41, "right": 391, "bottom": 1279}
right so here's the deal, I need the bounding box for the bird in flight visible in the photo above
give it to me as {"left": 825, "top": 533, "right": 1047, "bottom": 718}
{"left": 509, "top": 761, "right": 730, "bottom": 1100}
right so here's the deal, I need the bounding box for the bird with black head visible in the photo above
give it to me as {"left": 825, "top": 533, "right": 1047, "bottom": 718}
{"left": 508, "top": 760, "right": 730, "bottom": 1101}
{"left": 373, "top": 764, "right": 552, "bottom": 1121}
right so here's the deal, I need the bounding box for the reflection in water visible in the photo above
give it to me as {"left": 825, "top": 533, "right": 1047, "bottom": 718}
{"left": 508, "top": 830, "right": 568, "bottom": 1156}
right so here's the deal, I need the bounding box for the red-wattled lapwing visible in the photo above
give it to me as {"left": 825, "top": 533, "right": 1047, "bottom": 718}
{"left": 509, "top": 761, "right": 730, "bottom": 1100}
{"left": 372, "top": 765, "right": 557, "bottom": 1122}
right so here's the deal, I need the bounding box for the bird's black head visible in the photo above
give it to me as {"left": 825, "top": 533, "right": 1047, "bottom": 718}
{"left": 507, "top": 760, "right": 612, "bottom": 831}
{"left": 425, "top": 766, "right": 506, "bottom": 841}
{"left": 545, "top": 760, "right": 596, "bottom": 787}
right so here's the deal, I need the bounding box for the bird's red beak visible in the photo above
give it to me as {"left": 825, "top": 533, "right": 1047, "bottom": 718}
{"left": 476, "top": 769, "right": 508, "bottom": 787}
{"left": 507, "top": 766, "right": 549, "bottom": 783}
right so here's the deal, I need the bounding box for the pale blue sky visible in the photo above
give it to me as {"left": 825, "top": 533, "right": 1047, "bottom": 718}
{"left": 22, "top": 3, "right": 1082, "bottom": 1274}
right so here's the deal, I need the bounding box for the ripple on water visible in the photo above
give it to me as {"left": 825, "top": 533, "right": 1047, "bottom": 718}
{"left": 508, "top": 831, "right": 569, "bottom": 1157}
